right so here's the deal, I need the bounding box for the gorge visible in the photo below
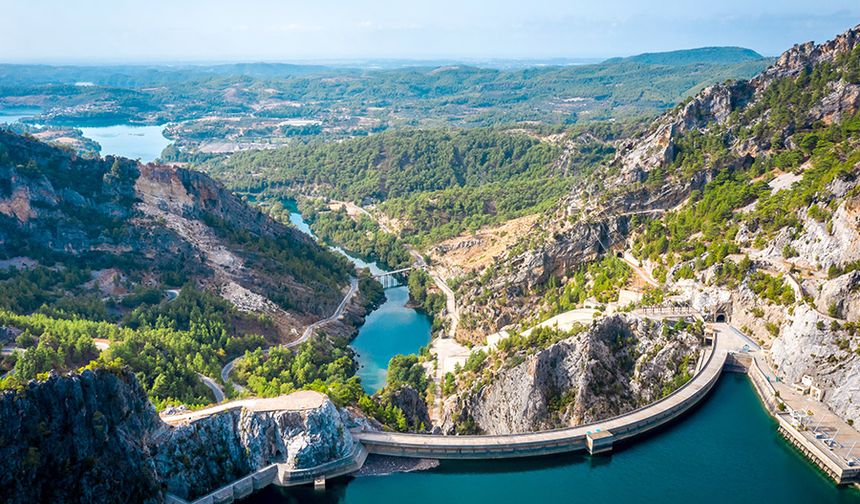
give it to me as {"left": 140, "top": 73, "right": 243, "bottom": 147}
{"left": 2, "top": 16, "right": 860, "bottom": 504}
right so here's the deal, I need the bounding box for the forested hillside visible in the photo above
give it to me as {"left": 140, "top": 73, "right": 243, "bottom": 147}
{"left": 204, "top": 126, "right": 618, "bottom": 243}
{"left": 0, "top": 131, "right": 361, "bottom": 407}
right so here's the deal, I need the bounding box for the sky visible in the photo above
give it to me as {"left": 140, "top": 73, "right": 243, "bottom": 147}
{"left": 1, "top": 0, "right": 858, "bottom": 63}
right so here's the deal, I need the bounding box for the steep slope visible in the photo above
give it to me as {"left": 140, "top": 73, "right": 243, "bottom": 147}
{"left": 455, "top": 24, "right": 860, "bottom": 424}
{"left": 443, "top": 315, "right": 702, "bottom": 434}
{"left": 0, "top": 368, "right": 163, "bottom": 504}
{"left": 0, "top": 129, "right": 352, "bottom": 333}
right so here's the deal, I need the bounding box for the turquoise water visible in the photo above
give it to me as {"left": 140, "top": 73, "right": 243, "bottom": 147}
{"left": 243, "top": 374, "right": 860, "bottom": 503}
{"left": 350, "top": 285, "right": 432, "bottom": 392}
{"left": 78, "top": 124, "right": 170, "bottom": 162}
{"left": 286, "top": 204, "right": 431, "bottom": 392}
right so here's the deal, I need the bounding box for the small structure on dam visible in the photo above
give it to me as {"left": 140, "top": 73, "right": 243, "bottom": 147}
{"left": 586, "top": 431, "right": 615, "bottom": 455}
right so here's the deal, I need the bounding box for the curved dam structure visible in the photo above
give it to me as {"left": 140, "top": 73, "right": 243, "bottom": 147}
{"left": 165, "top": 325, "right": 775, "bottom": 504}
{"left": 356, "top": 325, "right": 733, "bottom": 458}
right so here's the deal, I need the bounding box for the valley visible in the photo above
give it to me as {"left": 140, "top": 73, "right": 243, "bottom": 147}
{"left": 1, "top": 16, "right": 860, "bottom": 504}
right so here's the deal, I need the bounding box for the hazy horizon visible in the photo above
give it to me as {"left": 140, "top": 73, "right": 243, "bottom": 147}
{"left": 2, "top": 1, "right": 858, "bottom": 64}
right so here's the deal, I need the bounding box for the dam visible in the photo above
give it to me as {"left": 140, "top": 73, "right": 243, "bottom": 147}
{"left": 163, "top": 324, "right": 860, "bottom": 504}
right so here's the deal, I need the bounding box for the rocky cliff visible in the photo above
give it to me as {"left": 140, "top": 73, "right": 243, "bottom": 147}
{"left": 444, "top": 315, "right": 702, "bottom": 434}
{"left": 153, "top": 391, "right": 356, "bottom": 500}
{"left": 0, "top": 370, "right": 360, "bottom": 503}
{"left": 770, "top": 305, "right": 860, "bottom": 424}
{"left": 0, "top": 368, "right": 163, "bottom": 504}
{"left": 455, "top": 24, "right": 860, "bottom": 343}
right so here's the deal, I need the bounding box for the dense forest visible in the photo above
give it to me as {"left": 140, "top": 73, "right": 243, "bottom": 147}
{"left": 204, "top": 126, "right": 618, "bottom": 243}
{"left": 205, "top": 128, "right": 561, "bottom": 201}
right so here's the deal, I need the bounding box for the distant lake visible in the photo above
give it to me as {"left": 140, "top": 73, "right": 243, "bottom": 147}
{"left": 1, "top": 110, "right": 170, "bottom": 163}
{"left": 78, "top": 124, "right": 170, "bottom": 163}
{"left": 0, "top": 107, "right": 41, "bottom": 125}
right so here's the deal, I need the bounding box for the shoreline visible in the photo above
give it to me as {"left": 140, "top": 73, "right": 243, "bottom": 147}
{"left": 355, "top": 454, "right": 440, "bottom": 477}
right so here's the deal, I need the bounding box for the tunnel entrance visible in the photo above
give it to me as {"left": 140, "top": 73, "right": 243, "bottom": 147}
{"left": 715, "top": 313, "right": 727, "bottom": 323}
{"left": 616, "top": 251, "right": 623, "bottom": 258}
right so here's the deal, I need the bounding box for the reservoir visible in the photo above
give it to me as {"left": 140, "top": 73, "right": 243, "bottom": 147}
{"left": 0, "top": 107, "right": 41, "bottom": 125}
{"left": 0, "top": 111, "right": 170, "bottom": 163}
{"left": 286, "top": 201, "right": 432, "bottom": 393}
{"left": 243, "top": 374, "right": 860, "bottom": 503}
{"left": 78, "top": 124, "right": 170, "bottom": 162}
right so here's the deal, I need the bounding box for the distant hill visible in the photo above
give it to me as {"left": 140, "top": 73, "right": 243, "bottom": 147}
{"left": 605, "top": 46, "right": 765, "bottom": 66}
{"left": 0, "top": 62, "right": 341, "bottom": 87}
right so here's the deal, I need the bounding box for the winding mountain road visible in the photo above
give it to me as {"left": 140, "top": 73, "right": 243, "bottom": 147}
{"left": 197, "top": 373, "right": 226, "bottom": 403}
{"left": 220, "top": 277, "right": 359, "bottom": 393}
{"left": 619, "top": 252, "right": 659, "bottom": 288}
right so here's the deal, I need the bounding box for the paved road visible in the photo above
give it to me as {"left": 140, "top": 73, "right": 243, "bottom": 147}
{"left": 297, "top": 277, "right": 358, "bottom": 344}
{"left": 429, "top": 272, "right": 459, "bottom": 338}
{"left": 161, "top": 390, "right": 327, "bottom": 425}
{"left": 197, "top": 372, "right": 226, "bottom": 403}
{"left": 220, "top": 277, "right": 359, "bottom": 394}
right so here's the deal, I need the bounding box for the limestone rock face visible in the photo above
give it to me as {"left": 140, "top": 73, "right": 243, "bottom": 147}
{"left": 679, "top": 281, "right": 733, "bottom": 317}
{"left": 616, "top": 80, "right": 754, "bottom": 177}
{"left": 152, "top": 391, "right": 356, "bottom": 500}
{"left": 239, "top": 397, "right": 355, "bottom": 470}
{"left": 448, "top": 315, "right": 701, "bottom": 434}
{"left": 1, "top": 372, "right": 359, "bottom": 504}
{"left": 0, "top": 369, "right": 163, "bottom": 504}
{"left": 770, "top": 305, "right": 860, "bottom": 425}
{"left": 763, "top": 196, "right": 860, "bottom": 271}
{"left": 0, "top": 130, "right": 352, "bottom": 336}
{"left": 816, "top": 271, "right": 860, "bottom": 322}
{"left": 454, "top": 25, "right": 860, "bottom": 343}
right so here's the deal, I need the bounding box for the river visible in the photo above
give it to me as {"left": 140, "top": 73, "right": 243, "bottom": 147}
{"left": 244, "top": 373, "right": 860, "bottom": 503}
{"left": 285, "top": 201, "right": 432, "bottom": 393}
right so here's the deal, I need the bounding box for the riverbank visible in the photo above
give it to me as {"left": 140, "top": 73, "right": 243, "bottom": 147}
{"left": 354, "top": 455, "right": 439, "bottom": 477}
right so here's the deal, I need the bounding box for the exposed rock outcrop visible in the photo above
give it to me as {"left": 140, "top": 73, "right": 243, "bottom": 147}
{"left": 0, "top": 369, "right": 163, "bottom": 504}
{"left": 0, "top": 130, "right": 353, "bottom": 338}
{"left": 380, "top": 385, "right": 431, "bottom": 431}
{"left": 455, "top": 24, "right": 860, "bottom": 346}
{"left": 770, "top": 305, "right": 860, "bottom": 425}
{"left": 816, "top": 271, "right": 860, "bottom": 322}
{"left": 153, "top": 391, "right": 355, "bottom": 500}
{"left": 445, "top": 315, "right": 702, "bottom": 434}
{"left": 0, "top": 370, "right": 359, "bottom": 504}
